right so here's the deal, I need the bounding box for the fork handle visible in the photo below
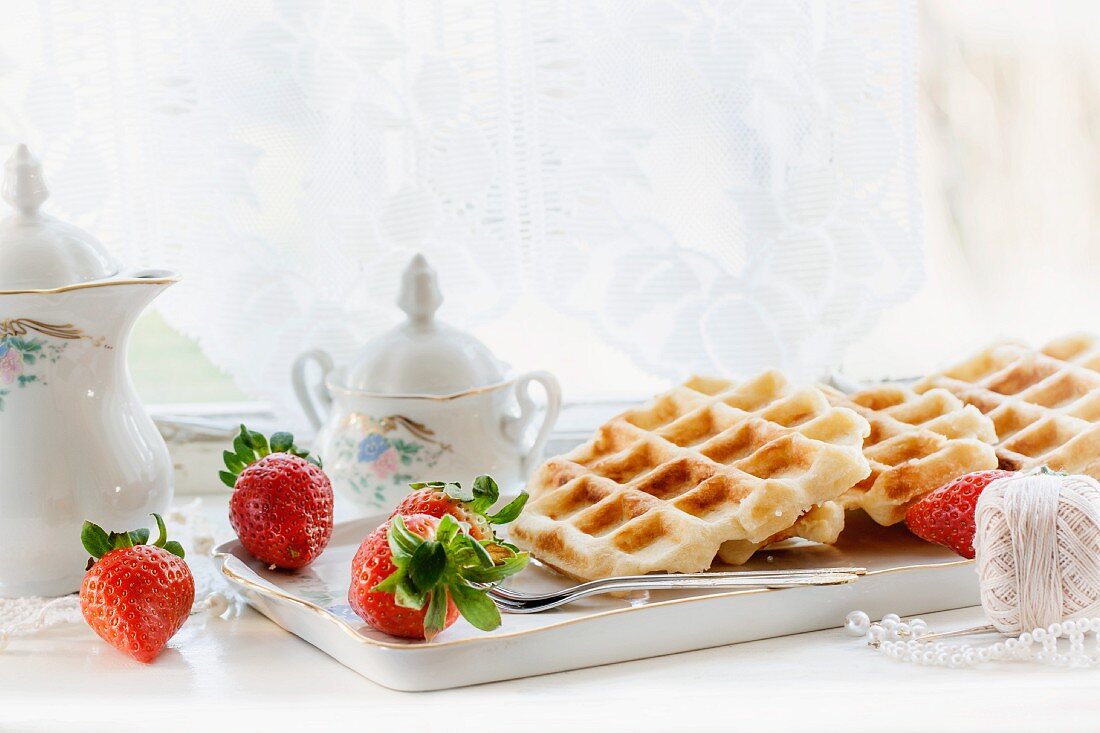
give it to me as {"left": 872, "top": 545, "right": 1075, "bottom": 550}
{"left": 496, "top": 573, "right": 861, "bottom": 613}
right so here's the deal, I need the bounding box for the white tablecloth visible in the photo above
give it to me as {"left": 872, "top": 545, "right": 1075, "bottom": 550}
{"left": 4, "top": 497, "right": 1099, "bottom": 732}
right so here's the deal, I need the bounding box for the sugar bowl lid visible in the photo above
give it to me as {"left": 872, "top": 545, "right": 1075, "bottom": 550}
{"left": 0, "top": 144, "right": 121, "bottom": 290}
{"left": 343, "top": 254, "right": 507, "bottom": 395}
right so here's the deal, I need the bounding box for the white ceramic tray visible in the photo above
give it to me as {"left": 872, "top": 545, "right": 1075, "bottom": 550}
{"left": 214, "top": 511, "right": 979, "bottom": 691}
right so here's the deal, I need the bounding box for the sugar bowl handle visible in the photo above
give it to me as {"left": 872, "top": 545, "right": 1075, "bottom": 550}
{"left": 504, "top": 371, "right": 562, "bottom": 478}
{"left": 292, "top": 350, "right": 335, "bottom": 430}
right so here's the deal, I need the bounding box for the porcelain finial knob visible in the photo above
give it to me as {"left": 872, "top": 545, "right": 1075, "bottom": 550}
{"left": 397, "top": 253, "right": 443, "bottom": 327}
{"left": 2, "top": 144, "right": 49, "bottom": 217}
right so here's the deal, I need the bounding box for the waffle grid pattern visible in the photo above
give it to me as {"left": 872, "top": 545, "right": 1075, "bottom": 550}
{"left": 509, "top": 371, "right": 871, "bottom": 580}
{"left": 914, "top": 334, "right": 1100, "bottom": 478}
{"left": 820, "top": 384, "right": 999, "bottom": 526}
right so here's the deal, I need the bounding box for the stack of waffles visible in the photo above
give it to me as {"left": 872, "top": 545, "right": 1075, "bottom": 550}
{"left": 818, "top": 384, "right": 999, "bottom": 525}
{"left": 913, "top": 333, "right": 1100, "bottom": 478}
{"left": 508, "top": 371, "right": 873, "bottom": 580}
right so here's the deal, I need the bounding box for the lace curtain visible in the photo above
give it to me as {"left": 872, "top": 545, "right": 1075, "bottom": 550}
{"left": 0, "top": 0, "right": 921, "bottom": 415}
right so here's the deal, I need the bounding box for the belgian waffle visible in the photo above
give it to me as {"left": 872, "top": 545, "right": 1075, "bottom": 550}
{"left": 913, "top": 334, "right": 1100, "bottom": 478}
{"left": 819, "top": 384, "right": 999, "bottom": 526}
{"left": 508, "top": 371, "right": 871, "bottom": 580}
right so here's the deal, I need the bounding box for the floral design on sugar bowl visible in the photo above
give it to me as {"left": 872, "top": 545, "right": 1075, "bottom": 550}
{"left": 331, "top": 414, "right": 452, "bottom": 510}
{"left": 0, "top": 318, "right": 99, "bottom": 411}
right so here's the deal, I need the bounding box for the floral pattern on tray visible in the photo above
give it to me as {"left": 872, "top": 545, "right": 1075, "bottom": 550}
{"left": 331, "top": 415, "right": 452, "bottom": 510}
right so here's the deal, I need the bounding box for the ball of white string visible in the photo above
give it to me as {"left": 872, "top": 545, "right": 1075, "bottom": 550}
{"left": 974, "top": 470, "right": 1100, "bottom": 635}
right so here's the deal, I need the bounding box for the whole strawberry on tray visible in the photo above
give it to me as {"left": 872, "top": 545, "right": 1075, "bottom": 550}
{"left": 80, "top": 514, "right": 195, "bottom": 663}
{"left": 221, "top": 425, "right": 334, "bottom": 569}
{"left": 391, "top": 474, "right": 528, "bottom": 541}
{"left": 349, "top": 512, "right": 529, "bottom": 641}
{"left": 905, "top": 468, "right": 1017, "bottom": 558}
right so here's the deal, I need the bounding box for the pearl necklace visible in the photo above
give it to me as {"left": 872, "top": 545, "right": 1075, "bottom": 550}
{"left": 844, "top": 611, "right": 1100, "bottom": 667}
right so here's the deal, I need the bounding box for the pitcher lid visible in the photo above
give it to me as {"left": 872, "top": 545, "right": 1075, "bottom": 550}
{"left": 0, "top": 144, "right": 121, "bottom": 290}
{"left": 343, "top": 254, "right": 507, "bottom": 394}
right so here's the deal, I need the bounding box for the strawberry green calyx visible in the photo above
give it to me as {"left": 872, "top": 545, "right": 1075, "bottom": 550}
{"left": 219, "top": 424, "right": 320, "bottom": 488}
{"left": 372, "top": 514, "right": 528, "bottom": 640}
{"left": 81, "top": 513, "right": 185, "bottom": 566}
{"left": 410, "top": 474, "right": 529, "bottom": 527}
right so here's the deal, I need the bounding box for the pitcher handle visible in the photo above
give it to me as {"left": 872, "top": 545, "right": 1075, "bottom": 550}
{"left": 506, "top": 371, "right": 562, "bottom": 478}
{"left": 292, "top": 350, "right": 335, "bottom": 430}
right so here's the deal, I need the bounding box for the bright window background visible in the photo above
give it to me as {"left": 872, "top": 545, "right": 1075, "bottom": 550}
{"left": 844, "top": 0, "right": 1100, "bottom": 380}
{"left": 119, "top": 0, "right": 1094, "bottom": 404}
{"left": 129, "top": 0, "right": 1100, "bottom": 404}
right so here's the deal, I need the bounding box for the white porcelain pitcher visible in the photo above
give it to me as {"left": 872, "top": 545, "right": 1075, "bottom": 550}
{"left": 0, "top": 145, "right": 176, "bottom": 597}
{"left": 293, "top": 255, "right": 561, "bottom": 512}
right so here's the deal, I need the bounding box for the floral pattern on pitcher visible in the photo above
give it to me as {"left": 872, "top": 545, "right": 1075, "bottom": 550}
{"left": 331, "top": 415, "right": 452, "bottom": 510}
{"left": 0, "top": 319, "right": 94, "bottom": 411}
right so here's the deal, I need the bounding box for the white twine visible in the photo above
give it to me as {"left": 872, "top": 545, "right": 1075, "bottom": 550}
{"left": 975, "top": 471, "right": 1100, "bottom": 634}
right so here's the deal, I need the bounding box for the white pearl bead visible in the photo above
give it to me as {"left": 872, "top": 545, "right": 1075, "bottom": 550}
{"left": 1019, "top": 632, "right": 1033, "bottom": 645}
{"left": 1005, "top": 638, "right": 1018, "bottom": 651}
{"left": 992, "top": 642, "right": 1006, "bottom": 656}
{"left": 844, "top": 610, "right": 870, "bottom": 636}
{"left": 1048, "top": 623, "right": 1062, "bottom": 638}
{"left": 881, "top": 619, "right": 898, "bottom": 634}
{"left": 1034, "top": 628, "right": 1048, "bottom": 642}
{"left": 882, "top": 613, "right": 901, "bottom": 624}
{"left": 895, "top": 622, "right": 911, "bottom": 638}
{"left": 867, "top": 625, "right": 885, "bottom": 645}
{"left": 977, "top": 648, "right": 990, "bottom": 662}
{"left": 1089, "top": 618, "right": 1100, "bottom": 633}
{"left": 1076, "top": 619, "right": 1090, "bottom": 633}
{"left": 909, "top": 619, "right": 928, "bottom": 637}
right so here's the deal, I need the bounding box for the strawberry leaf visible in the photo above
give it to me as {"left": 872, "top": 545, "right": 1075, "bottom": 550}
{"left": 448, "top": 582, "right": 501, "bottom": 631}
{"left": 422, "top": 588, "right": 450, "bottom": 641}
{"left": 151, "top": 513, "right": 168, "bottom": 548}
{"left": 249, "top": 430, "right": 270, "bottom": 457}
{"left": 443, "top": 482, "right": 474, "bottom": 502}
{"left": 371, "top": 569, "right": 404, "bottom": 594}
{"left": 221, "top": 425, "right": 318, "bottom": 483}
{"left": 388, "top": 515, "right": 424, "bottom": 561}
{"left": 487, "top": 492, "right": 528, "bottom": 525}
{"left": 434, "top": 514, "right": 462, "bottom": 545}
{"left": 469, "top": 475, "right": 499, "bottom": 513}
{"left": 233, "top": 432, "right": 253, "bottom": 467}
{"left": 408, "top": 541, "right": 447, "bottom": 591}
{"left": 80, "top": 521, "right": 112, "bottom": 559}
{"left": 128, "top": 528, "right": 150, "bottom": 546}
{"left": 163, "top": 540, "right": 186, "bottom": 559}
{"left": 394, "top": 577, "right": 429, "bottom": 610}
{"left": 223, "top": 450, "right": 245, "bottom": 474}
{"left": 270, "top": 432, "right": 294, "bottom": 454}
{"left": 461, "top": 550, "right": 530, "bottom": 584}
{"left": 110, "top": 531, "right": 134, "bottom": 551}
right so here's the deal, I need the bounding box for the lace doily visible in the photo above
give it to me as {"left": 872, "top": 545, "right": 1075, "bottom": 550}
{"left": 0, "top": 500, "right": 230, "bottom": 651}
{"left": 0, "top": 0, "right": 921, "bottom": 412}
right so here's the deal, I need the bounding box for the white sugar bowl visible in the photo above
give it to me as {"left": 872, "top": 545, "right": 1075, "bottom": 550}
{"left": 293, "top": 254, "right": 561, "bottom": 512}
{"left": 0, "top": 145, "right": 176, "bottom": 597}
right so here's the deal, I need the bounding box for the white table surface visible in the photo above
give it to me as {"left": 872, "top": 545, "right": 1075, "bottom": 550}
{"left": 5, "top": 495, "right": 1100, "bottom": 733}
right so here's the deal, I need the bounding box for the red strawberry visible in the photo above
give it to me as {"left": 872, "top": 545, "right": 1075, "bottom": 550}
{"left": 79, "top": 514, "right": 195, "bottom": 663}
{"left": 390, "top": 475, "right": 528, "bottom": 541}
{"left": 905, "top": 469, "right": 1016, "bottom": 558}
{"left": 222, "top": 425, "right": 334, "bottom": 569}
{"left": 349, "top": 513, "right": 528, "bottom": 641}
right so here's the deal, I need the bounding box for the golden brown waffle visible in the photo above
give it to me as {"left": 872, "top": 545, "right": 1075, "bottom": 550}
{"left": 508, "top": 371, "right": 871, "bottom": 580}
{"left": 714, "top": 500, "right": 845, "bottom": 565}
{"left": 913, "top": 334, "right": 1100, "bottom": 478}
{"left": 819, "top": 384, "right": 998, "bottom": 526}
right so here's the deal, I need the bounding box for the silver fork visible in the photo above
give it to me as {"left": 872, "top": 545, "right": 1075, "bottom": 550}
{"left": 484, "top": 567, "right": 866, "bottom": 613}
